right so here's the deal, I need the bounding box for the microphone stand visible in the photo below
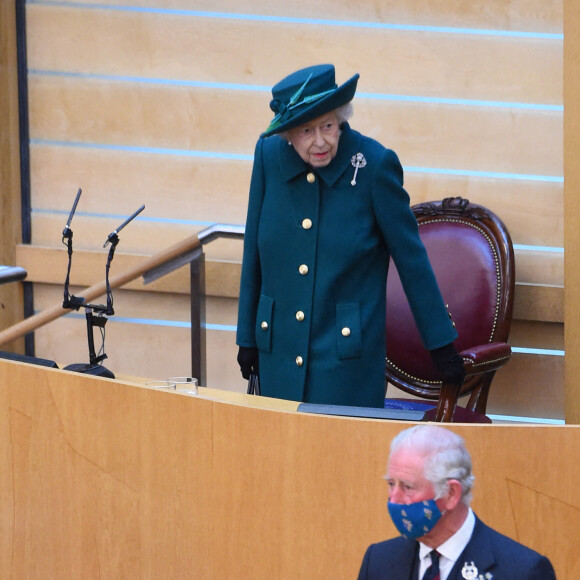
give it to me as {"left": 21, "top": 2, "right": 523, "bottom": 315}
{"left": 62, "top": 188, "right": 85, "bottom": 311}
{"left": 62, "top": 200, "right": 145, "bottom": 379}
{"left": 65, "top": 233, "right": 117, "bottom": 378}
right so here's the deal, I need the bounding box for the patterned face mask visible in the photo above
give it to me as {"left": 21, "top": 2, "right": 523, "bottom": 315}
{"left": 387, "top": 499, "right": 443, "bottom": 539}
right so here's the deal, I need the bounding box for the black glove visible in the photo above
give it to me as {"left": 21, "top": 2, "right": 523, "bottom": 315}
{"left": 430, "top": 343, "right": 465, "bottom": 384}
{"left": 237, "top": 346, "right": 259, "bottom": 380}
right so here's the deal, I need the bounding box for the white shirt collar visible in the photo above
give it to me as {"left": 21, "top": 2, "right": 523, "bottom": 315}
{"left": 418, "top": 508, "right": 476, "bottom": 580}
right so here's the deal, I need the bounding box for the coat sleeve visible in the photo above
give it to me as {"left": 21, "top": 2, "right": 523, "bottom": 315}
{"left": 370, "top": 147, "right": 458, "bottom": 350}
{"left": 236, "top": 138, "right": 266, "bottom": 347}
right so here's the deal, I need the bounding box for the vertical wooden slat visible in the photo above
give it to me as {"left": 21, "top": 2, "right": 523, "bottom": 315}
{"left": 0, "top": 0, "right": 25, "bottom": 351}
{"left": 564, "top": 0, "right": 580, "bottom": 423}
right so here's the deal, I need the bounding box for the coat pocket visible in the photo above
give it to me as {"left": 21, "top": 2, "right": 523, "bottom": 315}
{"left": 336, "top": 303, "right": 362, "bottom": 359}
{"left": 255, "top": 294, "right": 274, "bottom": 353}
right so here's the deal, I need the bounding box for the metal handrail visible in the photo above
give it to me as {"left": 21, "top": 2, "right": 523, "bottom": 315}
{"left": 140, "top": 224, "right": 246, "bottom": 386}
{"left": 198, "top": 223, "right": 245, "bottom": 245}
{"left": 143, "top": 224, "right": 244, "bottom": 285}
{"left": 0, "top": 265, "right": 27, "bottom": 285}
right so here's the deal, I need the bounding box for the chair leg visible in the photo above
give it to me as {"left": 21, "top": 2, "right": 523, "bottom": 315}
{"left": 435, "top": 379, "right": 462, "bottom": 422}
{"left": 465, "top": 371, "right": 495, "bottom": 414}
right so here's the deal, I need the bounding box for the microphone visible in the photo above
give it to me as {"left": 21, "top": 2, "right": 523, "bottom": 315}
{"left": 62, "top": 188, "right": 83, "bottom": 309}
{"left": 62, "top": 188, "right": 82, "bottom": 237}
{"left": 103, "top": 204, "right": 145, "bottom": 247}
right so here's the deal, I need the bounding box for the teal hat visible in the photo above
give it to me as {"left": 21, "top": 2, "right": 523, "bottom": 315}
{"left": 261, "top": 64, "right": 359, "bottom": 138}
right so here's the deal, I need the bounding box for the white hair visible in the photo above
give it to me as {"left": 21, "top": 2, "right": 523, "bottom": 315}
{"left": 279, "top": 103, "right": 354, "bottom": 141}
{"left": 335, "top": 102, "right": 354, "bottom": 124}
{"left": 389, "top": 425, "right": 475, "bottom": 505}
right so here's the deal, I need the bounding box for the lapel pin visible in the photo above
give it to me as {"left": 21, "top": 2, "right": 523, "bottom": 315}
{"left": 461, "top": 562, "right": 479, "bottom": 580}
{"left": 350, "top": 153, "right": 367, "bottom": 186}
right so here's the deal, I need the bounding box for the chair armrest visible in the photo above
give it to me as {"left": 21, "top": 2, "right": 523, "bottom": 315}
{"left": 461, "top": 342, "right": 511, "bottom": 376}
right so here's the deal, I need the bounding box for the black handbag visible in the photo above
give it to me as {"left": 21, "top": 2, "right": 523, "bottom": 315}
{"left": 247, "top": 372, "right": 261, "bottom": 396}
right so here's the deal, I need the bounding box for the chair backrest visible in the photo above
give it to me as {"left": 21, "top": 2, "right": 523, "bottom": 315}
{"left": 385, "top": 197, "right": 515, "bottom": 400}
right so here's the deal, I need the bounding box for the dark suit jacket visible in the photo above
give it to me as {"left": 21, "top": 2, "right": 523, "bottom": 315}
{"left": 357, "top": 516, "right": 557, "bottom": 580}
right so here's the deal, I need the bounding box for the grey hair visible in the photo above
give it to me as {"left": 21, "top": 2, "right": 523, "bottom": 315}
{"left": 389, "top": 425, "right": 475, "bottom": 505}
{"left": 279, "top": 103, "right": 354, "bottom": 141}
{"left": 335, "top": 102, "right": 354, "bottom": 124}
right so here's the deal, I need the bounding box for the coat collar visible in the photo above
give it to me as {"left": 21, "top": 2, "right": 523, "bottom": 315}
{"left": 448, "top": 517, "right": 496, "bottom": 579}
{"left": 382, "top": 536, "right": 419, "bottom": 580}
{"left": 277, "top": 122, "right": 363, "bottom": 187}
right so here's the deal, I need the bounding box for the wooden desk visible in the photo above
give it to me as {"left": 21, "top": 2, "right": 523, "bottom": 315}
{"left": 1, "top": 360, "right": 578, "bottom": 578}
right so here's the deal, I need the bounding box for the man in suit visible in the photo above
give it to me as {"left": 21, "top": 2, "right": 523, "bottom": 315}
{"left": 358, "top": 425, "right": 556, "bottom": 580}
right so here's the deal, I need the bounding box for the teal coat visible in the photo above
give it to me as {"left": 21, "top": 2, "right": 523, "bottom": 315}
{"left": 237, "top": 124, "right": 457, "bottom": 407}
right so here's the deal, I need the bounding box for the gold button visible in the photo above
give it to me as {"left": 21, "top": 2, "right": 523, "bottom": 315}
{"left": 260, "top": 321, "right": 269, "bottom": 330}
{"left": 296, "top": 356, "right": 304, "bottom": 366}
{"left": 296, "top": 311, "right": 305, "bottom": 322}
{"left": 341, "top": 327, "right": 351, "bottom": 337}
{"left": 302, "top": 218, "right": 312, "bottom": 230}
{"left": 299, "top": 264, "right": 309, "bottom": 275}
{"left": 307, "top": 172, "right": 315, "bottom": 183}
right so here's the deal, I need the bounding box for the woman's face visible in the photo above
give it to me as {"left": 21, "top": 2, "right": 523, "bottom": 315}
{"left": 287, "top": 111, "right": 341, "bottom": 168}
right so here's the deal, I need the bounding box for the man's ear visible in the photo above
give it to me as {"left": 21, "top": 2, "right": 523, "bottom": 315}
{"left": 441, "top": 479, "right": 463, "bottom": 511}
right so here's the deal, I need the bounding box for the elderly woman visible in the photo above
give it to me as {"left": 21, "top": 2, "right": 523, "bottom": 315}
{"left": 236, "top": 64, "right": 463, "bottom": 408}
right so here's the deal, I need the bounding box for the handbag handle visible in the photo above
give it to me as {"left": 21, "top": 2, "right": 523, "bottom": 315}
{"left": 247, "top": 372, "right": 261, "bottom": 396}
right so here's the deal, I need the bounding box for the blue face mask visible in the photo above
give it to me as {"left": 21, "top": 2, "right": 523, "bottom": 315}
{"left": 387, "top": 499, "right": 443, "bottom": 539}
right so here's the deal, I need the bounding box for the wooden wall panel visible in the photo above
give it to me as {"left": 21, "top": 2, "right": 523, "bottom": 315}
{"left": 485, "top": 352, "right": 564, "bottom": 419}
{"left": 2, "top": 360, "right": 578, "bottom": 578}
{"left": 405, "top": 174, "right": 563, "bottom": 248}
{"left": 28, "top": 78, "right": 562, "bottom": 175}
{"left": 211, "top": 402, "right": 578, "bottom": 578}
{"left": 30, "top": 146, "right": 564, "bottom": 248}
{"left": 0, "top": 0, "right": 24, "bottom": 347}
{"left": 564, "top": 0, "right": 580, "bottom": 422}
{"left": 27, "top": 7, "right": 561, "bottom": 104}
{"left": 27, "top": 0, "right": 563, "bottom": 33}
{"left": 26, "top": 0, "right": 562, "bottom": 33}
{"left": 514, "top": 286, "right": 564, "bottom": 322}
{"left": 0, "top": 360, "right": 215, "bottom": 579}
{"left": 30, "top": 146, "right": 252, "bottom": 224}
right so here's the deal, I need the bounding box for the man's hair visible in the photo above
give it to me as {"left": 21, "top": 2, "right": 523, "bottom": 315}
{"left": 389, "top": 425, "right": 475, "bottom": 505}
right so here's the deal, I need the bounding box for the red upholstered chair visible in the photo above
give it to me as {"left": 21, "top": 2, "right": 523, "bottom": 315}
{"left": 384, "top": 197, "right": 515, "bottom": 423}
